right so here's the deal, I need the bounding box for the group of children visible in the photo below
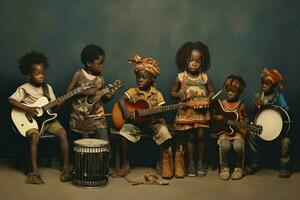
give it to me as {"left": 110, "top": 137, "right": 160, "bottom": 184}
{"left": 8, "top": 41, "right": 291, "bottom": 184}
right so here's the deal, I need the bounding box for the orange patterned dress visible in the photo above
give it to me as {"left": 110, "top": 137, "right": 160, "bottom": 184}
{"left": 174, "top": 71, "right": 211, "bottom": 131}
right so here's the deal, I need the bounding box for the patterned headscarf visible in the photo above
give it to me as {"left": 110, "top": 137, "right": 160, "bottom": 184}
{"left": 128, "top": 54, "right": 160, "bottom": 77}
{"left": 261, "top": 68, "right": 283, "bottom": 90}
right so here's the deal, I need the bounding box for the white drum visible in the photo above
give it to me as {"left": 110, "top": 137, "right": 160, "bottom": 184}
{"left": 254, "top": 105, "right": 291, "bottom": 141}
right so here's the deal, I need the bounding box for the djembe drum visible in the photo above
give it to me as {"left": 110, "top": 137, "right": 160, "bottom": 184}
{"left": 73, "top": 139, "right": 109, "bottom": 187}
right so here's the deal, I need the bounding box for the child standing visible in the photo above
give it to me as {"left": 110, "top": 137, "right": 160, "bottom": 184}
{"left": 246, "top": 68, "right": 291, "bottom": 178}
{"left": 170, "top": 41, "right": 214, "bottom": 177}
{"left": 212, "top": 75, "right": 248, "bottom": 180}
{"left": 66, "top": 45, "right": 113, "bottom": 140}
{"left": 9, "top": 51, "right": 73, "bottom": 184}
{"left": 117, "top": 54, "right": 173, "bottom": 178}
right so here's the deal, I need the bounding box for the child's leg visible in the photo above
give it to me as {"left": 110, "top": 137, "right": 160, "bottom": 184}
{"left": 232, "top": 139, "right": 244, "bottom": 169}
{"left": 218, "top": 139, "right": 231, "bottom": 180}
{"left": 26, "top": 129, "right": 44, "bottom": 184}
{"left": 120, "top": 137, "right": 131, "bottom": 176}
{"left": 218, "top": 139, "right": 231, "bottom": 169}
{"left": 28, "top": 132, "right": 40, "bottom": 172}
{"left": 196, "top": 128, "right": 206, "bottom": 175}
{"left": 55, "top": 128, "right": 70, "bottom": 168}
{"left": 279, "top": 137, "right": 291, "bottom": 178}
{"left": 231, "top": 139, "right": 245, "bottom": 180}
{"left": 187, "top": 130, "right": 196, "bottom": 176}
{"left": 47, "top": 120, "right": 72, "bottom": 182}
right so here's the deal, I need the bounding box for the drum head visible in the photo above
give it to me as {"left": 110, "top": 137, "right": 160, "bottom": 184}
{"left": 255, "top": 108, "right": 282, "bottom": 141}
{"left": 74, "top": 139, "right": 108, "bottom": 147}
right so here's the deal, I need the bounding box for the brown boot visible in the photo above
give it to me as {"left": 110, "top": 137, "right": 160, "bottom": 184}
{"left": 175, "top": 149, "right": 185, "bottom": 178}
{"left": 162, "top": 149, "right": 173, "bottom": 179}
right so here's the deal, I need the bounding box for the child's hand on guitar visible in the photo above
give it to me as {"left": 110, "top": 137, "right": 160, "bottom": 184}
{"left": 56, "top": 98, "right": 64, "bottom": 107}
{"left": 178, "top": 91, "right": 187, "bottom": 102}
{"left": 214, "top": 114, "right": 224, "bottom": 122}
{"left": 124, "top": 110, "right": 134, "bottom": 120}
{"left": 25, "top": 106, "right": 39, "bottom": 116}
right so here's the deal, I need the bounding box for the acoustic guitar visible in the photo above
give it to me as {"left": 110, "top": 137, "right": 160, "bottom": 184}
{"left": 112, "top": 97, "right": 209, "bottom": 130}
{"left": 213, "top": 99, "right": 262, "bottom": 136}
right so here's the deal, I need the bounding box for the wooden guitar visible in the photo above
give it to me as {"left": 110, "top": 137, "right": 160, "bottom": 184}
{"left": 11, "top": 82, "right": 94, "bottom": 137}
{"left": 112, "top": 97, "right": 209, "bottom": 130}
{"left": 213, "top": 99, "right": 262, "bottom": 136}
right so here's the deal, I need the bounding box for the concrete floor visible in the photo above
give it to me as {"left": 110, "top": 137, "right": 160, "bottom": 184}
{"left": 0, "top": 159, "right": 299, "bottom": 200}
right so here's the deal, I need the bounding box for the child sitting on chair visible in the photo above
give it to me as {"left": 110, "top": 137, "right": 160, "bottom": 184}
{"left": 9, "top": 51, "right": 73, "bottom": 184}
{"left": 246, "top": 68, "right": 291, "bottom": 178}
{"left": 212, "top": 75, "right": 248, "bottom": 180}
{"left": 116, "top": 54, "right": 173, "bottom": 178}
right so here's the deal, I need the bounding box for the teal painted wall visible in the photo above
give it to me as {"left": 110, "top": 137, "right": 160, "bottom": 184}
{"left": 0, "top": 0, "right": 299, "bottom": 158}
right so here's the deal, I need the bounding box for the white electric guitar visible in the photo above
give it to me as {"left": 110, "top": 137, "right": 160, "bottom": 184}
{"left": 11, "top": 82, "right": 94, "bottom": 137}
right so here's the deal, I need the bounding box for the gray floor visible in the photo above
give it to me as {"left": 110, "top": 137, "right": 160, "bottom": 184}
{"left": 0, "top": 159, "right": 299, "bottom": 200}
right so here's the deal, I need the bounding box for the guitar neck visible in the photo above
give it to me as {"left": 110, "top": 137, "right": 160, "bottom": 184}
{"left": 43, "top": 87, "right": 83, "bottom": 110}
{"left": 138, "top": 103, "right": 183, "bottom": 117}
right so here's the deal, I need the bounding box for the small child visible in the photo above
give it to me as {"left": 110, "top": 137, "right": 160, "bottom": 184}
{"left": 117, "top": 54, "right": 173, "bottom": 178}
{"left": 246, "top": 68, "right": 291, "bottom": 178}
{"left": 212, "top": 75, "right": 247, "bottom": 180}
{"left": 9, "top": 51, "right": 73, "bottom": 184}
{"left": 66, "top": 44, "right": 113, "bottom": 140}
{"left": 170, "top": 41, "right": 214, "bottom": 177}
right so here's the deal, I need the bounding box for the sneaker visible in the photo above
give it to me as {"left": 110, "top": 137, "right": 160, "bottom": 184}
{"left": 219, "top": 168, "right": 230, "bottom": 181}
{"left": 60, "top": 166, "right": 73, "bottom": 182}
{"left": 162, "top": 149, "right": 173, "bottom": 179}
{"left": 187, "top": 163, "right": 197, "bottom": 177}
{"left": 197, "top": 162, "right": 207, "bottom": 177}
{"left": 26, "top": 171, "right": 45, "bottom": 184}
{"left": 175, "top": 149, "right": 185, "bottom": 178}
{"left": 231, "top": 168, "right": 244, "bottom": 180}
{"left": 278, "top": 169, "right": 291, "bottom": 178}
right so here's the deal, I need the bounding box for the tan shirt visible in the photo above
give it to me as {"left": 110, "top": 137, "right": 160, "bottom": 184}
{"left": 9, "top": 82, "right": 56, "bottom": 104}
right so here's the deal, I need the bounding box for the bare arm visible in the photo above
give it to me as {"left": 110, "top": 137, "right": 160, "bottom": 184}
{"left": 118, "top": 95, "right": 132, "bottom": 120}
{"left": 169, "top": 77, "right": 186, "bottom": 101}
{"left": 65, "top": 70, "right": 97, "bottom": 96}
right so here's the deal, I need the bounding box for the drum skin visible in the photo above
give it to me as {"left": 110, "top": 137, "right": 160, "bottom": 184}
{"left": 254, "top": 105, "right": 291, "bottom": 141}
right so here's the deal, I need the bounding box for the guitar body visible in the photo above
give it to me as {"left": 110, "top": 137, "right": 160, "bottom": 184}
{"left": 11, "top": 96, "right": 57, "bottom": 137}
{"left": 213, "top": 99, "right": 239, "bottom": 136}
{"left": 112, "top": 99, "right": 151, "bottom": 130}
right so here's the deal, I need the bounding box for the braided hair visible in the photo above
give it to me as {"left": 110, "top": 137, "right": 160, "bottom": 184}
{"left": 175, "top": 41, "right": 210, "bottom": 72}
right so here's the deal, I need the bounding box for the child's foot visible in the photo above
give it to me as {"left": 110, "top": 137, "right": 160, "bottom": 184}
{"left": 278, "top": 169, "right": 291, "bottom": 178}
{"left": 26, "top": 171, "right": 45, "bottom": 184}
{"left": 231, "top": 168, "right": 244, "bottom": 180}
{"left": 197, "top": 162, "right": 207, "bottom": 177}
{"left": 187, "top": 163, "right": 197, "bottom": 177}
{"left": 219, "top": 168, "right": 230, "bottom": 181}
{"left": 60, "top": 165, "right": 73, "bottom": 182}
{"left": 120, "top": 162, "right": 131, "bottom": 176}
{"left": 245, "top": 162, "right": 259, "bottom": 175}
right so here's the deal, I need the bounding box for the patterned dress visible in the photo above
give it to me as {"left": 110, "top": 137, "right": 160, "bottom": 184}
{"left": 69, "top": 69, "right": 108, "bottom": 134}
{"left": 174, "top": 71, "right": 211, "bottom": 130}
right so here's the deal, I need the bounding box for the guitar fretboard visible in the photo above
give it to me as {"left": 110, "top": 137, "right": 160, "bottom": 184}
{"left": 138, "top": 103, "right": 184, "bottom": 117}
{"left": 43, "top": 87, "right": 82, "bottom": 110}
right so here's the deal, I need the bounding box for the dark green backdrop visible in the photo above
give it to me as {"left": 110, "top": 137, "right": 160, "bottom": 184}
{"left": 0, "top": 0, "right": 299, "bottom": 159}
